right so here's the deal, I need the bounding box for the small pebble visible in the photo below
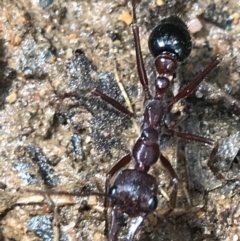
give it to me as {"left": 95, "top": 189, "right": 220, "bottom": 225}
{"left": 170, "top": 101, "right": 184, "bottom": 113}
{"left": 10, "top": 34, "right": 22, "bottom": 46}
{"left": 93, "top": 231, "right": 105, "bottom": 241}
{"left": 118, "top": 12, "right": 132, "bottom": 25}
{"left": 88, "top": 195, "right": 97, "bottom": 206}
{"left": 85, "top": 135, "right": 92, "bottom": 143}
{"left": 232, "top": 13, "right": 240, "bottom": 25}
{"left": 156, "top": 0, "right": 164, "bottom": 6}
{"left": 33, "top": 93, "right": 41, "bottom": 101}
{"left": 68, "top": 33, "right": 77, "bottom": 40}
{"left": 196, "top": 210, "right": 206, "bottom": 218}
{"left": 6, "top": 92, "right": 17, "bottom": 103}
{"left": 233, "top": 234, "right": 238, "bottom": 241}
{"left": 46, "top": 25, "right": 52, "bottom": 33}
{"left": 66, "top": 48, "right": 73, "bottom": 59}
{"left": 47, "top": 55, "right": 56, "bottom": 63}
{"left": 38, "top": 0, "right": 54, "bottom": 9}
{"left": 92, "top": 205, "right": 104, "bottom": 213}
{"left": 188, "top": 18, "right": 203, "bottom": 34}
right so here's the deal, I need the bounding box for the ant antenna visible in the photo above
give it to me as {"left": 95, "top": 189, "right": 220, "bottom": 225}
{"left": 131, "top": 0, "right": 151, "bottom": 101}
{"left": 25, "top": 188, "right": 116, "bottom": 200}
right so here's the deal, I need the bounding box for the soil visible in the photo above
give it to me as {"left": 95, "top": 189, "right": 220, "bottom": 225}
{"left": 0, "top": 0, "right": 239, "bottom": 241}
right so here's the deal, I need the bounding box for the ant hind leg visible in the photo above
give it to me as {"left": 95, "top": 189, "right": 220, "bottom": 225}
{"left": 159, "top": 154, "right": 179, "bottom": 210}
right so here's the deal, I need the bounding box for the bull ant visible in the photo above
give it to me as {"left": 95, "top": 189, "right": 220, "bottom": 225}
{"left": 90, "top": 0, "right": 221, "bottom": 240}
{"left": 27, "top": 0, "right": 222, "bottom": 240}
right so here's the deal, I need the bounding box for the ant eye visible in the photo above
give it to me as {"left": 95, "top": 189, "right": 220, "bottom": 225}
{"left": 109, "top": 185, "right": 118, "bottom": 198}
{"left": 148, "top": 196, "right": 158, "bottom": 210}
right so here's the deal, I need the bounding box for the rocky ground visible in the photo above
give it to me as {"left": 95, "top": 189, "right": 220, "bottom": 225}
{"left": 0, "top": 0, "right": 239, "bottom": 241}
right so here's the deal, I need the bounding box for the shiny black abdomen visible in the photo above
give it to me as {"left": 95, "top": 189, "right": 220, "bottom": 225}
{"left": 148, "top": 16, "right": 192, "bottom": 61}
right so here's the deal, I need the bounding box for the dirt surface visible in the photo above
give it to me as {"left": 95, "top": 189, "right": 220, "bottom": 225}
{"left": 0, "top": 0, "right": 239, "bottom": 241}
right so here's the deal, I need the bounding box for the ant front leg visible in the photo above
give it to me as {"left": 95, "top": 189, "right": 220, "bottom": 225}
{"left": 104, "top": 154, "right": 132, "bottom": 236}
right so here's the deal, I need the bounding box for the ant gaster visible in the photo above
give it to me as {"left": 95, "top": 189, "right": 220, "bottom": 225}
{"left": 91, "top": 0, "right": 221, "bottom": 240}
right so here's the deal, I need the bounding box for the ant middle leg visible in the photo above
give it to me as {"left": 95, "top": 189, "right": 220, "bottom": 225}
{"left": 167, "top": 127, "right": 227, "bottom": 182}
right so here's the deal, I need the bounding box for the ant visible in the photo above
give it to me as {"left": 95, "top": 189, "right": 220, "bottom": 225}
{"left": 27, "top": 0, "right": 222, "bottom": 240}
{"left": 90, "top": 0, "right": 221, "bottom": 240}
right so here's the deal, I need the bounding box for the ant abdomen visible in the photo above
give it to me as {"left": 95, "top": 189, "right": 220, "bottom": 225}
{"left": 148, "top": 16, "right": 192, "bottom": 62}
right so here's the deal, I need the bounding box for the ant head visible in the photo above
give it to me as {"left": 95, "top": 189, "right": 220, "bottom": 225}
{"left": 109, "top": 169, "right": 158, "bottom": 216}
{"left": 148, "top": 16, "right": 192, "bottom": 63}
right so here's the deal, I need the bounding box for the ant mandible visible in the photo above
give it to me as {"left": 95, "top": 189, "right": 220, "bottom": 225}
{"left": 91, "top": 0, "right": 221, "bottom": 240}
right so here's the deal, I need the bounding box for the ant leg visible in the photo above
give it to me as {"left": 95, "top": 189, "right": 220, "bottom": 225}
{"left": 166, "top": 128, "right": 214, "bottom": 145}
{"left": 168, "top": 55, "right": 222, "bottom": 111}
{"left": 50, "top": 88, "right": 90, "bottom": 101}
{"left": 126, "top": 216, "right": 144, "bottom": 241}
{"left": 131, "top": 0, "right": 151, "bottom": 100}
{"left": 92, "top": 89, "right": 137, "bottom": 118}
{"left": 114, "top": 67, "right": 135, "bottom": 113}
{"left": 150, "top": 212, "right": 185, "bottom": 241}
{"left": 105, "top": 153, "right": 132, "bottom": 235}
{"left": 160, "top": 153, "right": 179, "bottom": 210}
{"left": 207, "top": 142, "right": 225, "bottom": 181}
{"left": 114, "top": 68, "right": 140, "bottom": 134}
{"left": 202, "top": 81, "right": 240, "bottom": 117}
{"left": 167, "top": 128, "right": 226, "bottom": 181}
